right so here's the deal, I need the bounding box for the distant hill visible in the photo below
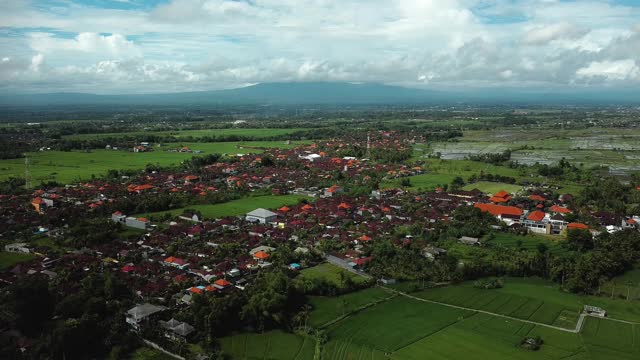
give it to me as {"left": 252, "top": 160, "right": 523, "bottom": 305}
{"left": 0, "top": 82, "right": 638, "bottom": 106}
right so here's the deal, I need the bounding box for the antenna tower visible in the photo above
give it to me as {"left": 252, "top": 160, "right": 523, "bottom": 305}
{"left": 366, "top": 132, "right": 371, "bottom": 158}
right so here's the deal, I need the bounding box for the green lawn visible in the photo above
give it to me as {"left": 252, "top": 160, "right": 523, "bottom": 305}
{"left": 138, "top": 194, "right": 310, "bottom": 220}
{"left": 218, "top": 330, "right": 315, "bottom": 360}
{"left": 0, "top": 141, "right": 307, "bottom": 184}
{"left": 0, "top": 251, "right": 36, "bottom": 271}
{"left": 64, "top": 128, "right": 304, "bottom": 140}
{"left": 463, "top": 181, "right": 522, "bottom": 195}
{"left": 297, "top": 263, "right": 367, "bottom": 290}
{"left": 381, "top": 173, "right": 457, "bottom": 191}
{"left": 308, "top": 287, "right": 392, "bottom": 328}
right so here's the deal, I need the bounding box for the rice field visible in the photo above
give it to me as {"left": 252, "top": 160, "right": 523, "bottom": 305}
{"left": 326, "top": 296, "right": 473, "bottom": 353}
{"left": 0, "top": 141, "right": 307, "bottom": 184}
{"left": 419, "top": 128, "right": 640, "bottom": 173}
{"left": 63, "top": 128, "right": 304, "bottom": 140}
{"left": 317, "top": 279, "right": 640, "bottom": 360}
{"left": 218, "top": 330, "right": 315, "bottom": 360}
{"left": 308, "top": 287, "right": 392, "bottom": 328}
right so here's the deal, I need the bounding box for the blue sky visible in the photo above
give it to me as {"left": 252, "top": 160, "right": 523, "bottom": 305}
{"left": 1, "top": 0, "right": 639, "bottom": 93}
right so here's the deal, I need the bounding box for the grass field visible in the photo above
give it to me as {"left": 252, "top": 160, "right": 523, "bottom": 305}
{"left": 326, "top": 296, "right": 473, "bottom": 353}
{"left": 0, "top": 251, "right": 36, "bottom": 271}
{"left": 463, "top": 181, "right": 522, "bottom": 195}
{"left": 63, "top": 128, "right": 304, "bottom": 140}
{"left": 393, "top": 312, "right": 586, "bottom": 360}
{"left": 387, "top": 155, "right": 526, "bottom": 191}
{"left": 218, "top": 330, "right": 315, "bottom": 360}
{"left": 485, "top": 232, "right": 567, "bottom": 256}
{"left": 0, "top": 141, "right": 306, "bottom": 184}
{"left": 298, "top": 263, "right": 368, "bottom": 288}
{"left": 308, "top": 287, "right": 392, "bottom": 328}
{"left": 138, "top": 194, "right": 310, "bottom": 220}
{"left": 415, "top": 277, "right": 640, "bottom": 324}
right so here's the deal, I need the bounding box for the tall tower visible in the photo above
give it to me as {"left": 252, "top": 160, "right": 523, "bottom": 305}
{"left": 24, "top": 155, "right": 32, "bottom": 189}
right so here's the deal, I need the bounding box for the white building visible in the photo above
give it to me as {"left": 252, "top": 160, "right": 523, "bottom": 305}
{"left": 246, "top": 208, "right": 277, "bottom": 224}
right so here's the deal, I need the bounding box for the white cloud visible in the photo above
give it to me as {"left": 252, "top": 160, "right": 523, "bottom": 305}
{"left": 523, "top": 23, "right": 589, "bottom": 45}
{"left": 0, "top": 0, "right": 639, "bottom": 92}
{"left": 576, "top": 59, "right": 640, "bottom": 81}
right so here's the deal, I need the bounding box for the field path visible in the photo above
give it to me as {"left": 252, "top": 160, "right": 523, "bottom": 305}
{"left": 383, "top": 286, "right": 580, "bottom": 333}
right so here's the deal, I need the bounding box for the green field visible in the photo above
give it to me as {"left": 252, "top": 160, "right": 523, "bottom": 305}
{"left": 308, "top": 287, "right": 392, "bottom": 328}
{"left": 485, "top": 232, "right": 567, "bottom": 256}
{"left": 393, "top": 312, "right": 585, "bottom": 360}
{"left": 138, "top": 194, "right": 310, "bottom": 220}
{"left": 599, "top": 266, "right": 640, "bottom": 301}
{"left": 218, "top": 330, "right": 315, "bottom": 360}
{"left": 463, "top": 181, "right": 522, "bottom": 195}
{"left": 326, "top": 296, "right": 473, "bottom": 353}
{"left": 318, "top": 283, "right": 640, "bottom": 360}
{"left": 0, "top": 251, "right": 36, "bottom": 271}
{"left": 63, "top": 128, "right": 304, "bottom": 140}
{"left": 0, "top": 141, "right": 306, "bottom": 184}
{"left": 297, "top": 263, "right": 368, "bottom": 290}
{"left": 388, "top": 156, "right": 526, "bottom": 191}
{"left": 414, "top": 278, "right": 640, "bottom": 323}
{"left": 580, "top": 317, "right": 640, "bottom": 360}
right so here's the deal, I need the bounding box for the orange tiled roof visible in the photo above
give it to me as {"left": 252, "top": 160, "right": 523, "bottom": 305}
{"left": 474, "top": 203, "right": 523, "bottom": 216}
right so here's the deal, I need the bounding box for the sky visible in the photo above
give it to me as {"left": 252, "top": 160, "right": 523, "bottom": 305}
{"left": 0, "top": 0, "right": 639, "bottom": 94}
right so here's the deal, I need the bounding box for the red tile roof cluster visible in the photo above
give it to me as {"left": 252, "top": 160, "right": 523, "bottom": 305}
{"left": 474, "top": 203, "right": 523, "bottom": 216}
{"left": 567, "top": 222, "right": 589, "bottom": 229}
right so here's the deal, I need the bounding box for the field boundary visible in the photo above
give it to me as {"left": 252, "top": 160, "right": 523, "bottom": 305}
{"left": 318, "top": 292, "right": 397, "bottom": 329}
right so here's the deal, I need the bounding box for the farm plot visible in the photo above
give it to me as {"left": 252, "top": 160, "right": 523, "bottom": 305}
{"left": 0, "top": 141, "right": 307, "bottom": 184}
{"left": 63, "top": 128, "right": 303, "bottom": 140}
{"left": 580, "top": 317, "right": 640, "bottom": 360}
{"left": 413, "top": 282, "right": 579, "bottom": 329}
{"left": 322, "top": 339, "right": 388, "bottom": 360}
{"left": 218, "top": 330, "right": 315, "bottom": 360}
{"left": 326, "top": 296, "right": 472, "bottom": 352}
{"left": 137, "top": 194, "right": 310, "bottom": 220}
{"left": 297, "top": 263, "right": 367, "bottom": 289}
{"left": 393, "top": 313, "right": 585, "bottom": 360}
{"left": 308, "top": 287, "right": 393, "bottom": 328}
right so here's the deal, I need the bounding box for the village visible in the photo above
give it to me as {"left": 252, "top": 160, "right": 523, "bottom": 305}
{"left": 2, "top": 129, "right": 640, "bottom": 358}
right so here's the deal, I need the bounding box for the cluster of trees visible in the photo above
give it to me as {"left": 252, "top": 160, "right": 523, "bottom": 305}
{"left": 0, "top": 272, "right": 137, "bottom": 359}
{"left": 467, "top": 172, "right": 517, "bottom": 184}
{"left": 468, "top": 150, "right": 512, "bottom": 164}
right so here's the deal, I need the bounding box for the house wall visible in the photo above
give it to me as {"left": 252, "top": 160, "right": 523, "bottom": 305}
{"left": 246, "top": 215, "right": 276, "bottom": 224}
{"left": 125, "top": 217, "right": 148, "bottom": 230}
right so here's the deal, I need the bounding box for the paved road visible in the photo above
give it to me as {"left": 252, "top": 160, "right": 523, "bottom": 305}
{"left": 383, "top": 286, "right": 581, "bottom": 333}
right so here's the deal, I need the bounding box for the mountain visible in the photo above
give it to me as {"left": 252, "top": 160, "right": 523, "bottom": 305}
{"left": 0, "top": 82, "right": 638, "bottom": 106}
